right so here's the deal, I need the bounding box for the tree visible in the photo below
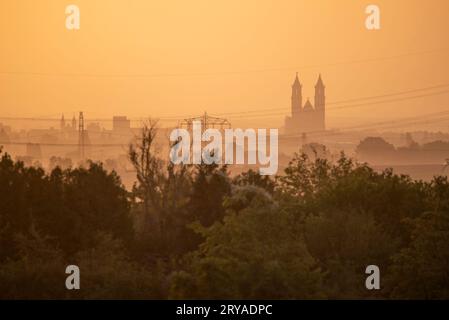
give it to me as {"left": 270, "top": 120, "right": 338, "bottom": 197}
{"left": 0, "top": 149, "right": 133, "bottom": 258}
{"left": 170, "top": 186, "right": 323, "bottom": 299}
{"left": 355, "top": 137, "right": 396, "bottom": 163}
{"left": 71, "top": 233, "right": 167, "bottom": 299}
{"left": 128, "top": 122, "right": 197, "bottom": 258}
{"left": 278, "top": 153, "right": 427, "bottom": 240}
{"left": 0, "top": 229, "right": 66, "bottom": 299}
{"left": 128, "top": 120, "right": 164, "bottom": 233}
{"left": 48, "top": 156, "right": 72, "bottom": 171}
{"left": 304, "top": 209, "right": 398, "bottom": 298}
{"left": 388, "top": 210, "right": 449, "bottom": 298}
{"left": 232, "top": 169, "right": 276, "bottom": 194}
{"left": 0, "top": 150, "right": 49, "bottom": 260}
{"left": 187, "top": 162, "right": 231, "bottom": 227}
{"left": 388, "top": 176, "right": 449, "bottom": 299}
{"left": 300, "top": 143, "right": 331, "bottom": 161}
{"left": 47, "top": 162, "right": 133, "bottom": 255}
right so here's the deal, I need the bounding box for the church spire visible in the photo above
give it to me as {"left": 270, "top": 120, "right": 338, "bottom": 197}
{"left": 60, "top": 114, "right": 65, "bottom": 131}
{"left": 293, "top": 72, "right": 300, "bottom": 85}
{"left": 291, "top": 72, "right": 302, "bottom": 116}
{"left": 314, "top": 74, "right": 325, "bottom": 131}
{"left": 315, "top": 74, "right": 324, "bottom": 88}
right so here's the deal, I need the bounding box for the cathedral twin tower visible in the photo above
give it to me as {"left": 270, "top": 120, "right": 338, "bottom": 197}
{"left": 285, "top": 73, "right": 326, "bottom": 134}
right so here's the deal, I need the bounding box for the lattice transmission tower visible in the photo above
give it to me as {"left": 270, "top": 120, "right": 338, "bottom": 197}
{"left": 179, "top": 112, "right": 231, "bottom": 130}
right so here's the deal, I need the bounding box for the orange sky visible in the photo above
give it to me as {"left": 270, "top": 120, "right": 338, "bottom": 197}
{"left": 1, "top": 0, "right": 448, "bottom": 130}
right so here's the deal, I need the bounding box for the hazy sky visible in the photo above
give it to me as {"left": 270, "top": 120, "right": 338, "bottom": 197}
{"left": 1, "top": 0, "right": 448, "bottom": 129}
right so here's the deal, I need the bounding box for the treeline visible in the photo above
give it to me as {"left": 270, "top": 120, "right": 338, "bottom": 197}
{"left": 1, "top": 131, "right": 449, "bottom": 298}
{"left": 356, "top": 136, "right": 449, "bottom": 164}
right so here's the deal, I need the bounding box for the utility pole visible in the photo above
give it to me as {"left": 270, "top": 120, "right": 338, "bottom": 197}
{"left": 78, "top": 111, "right": 85, "bottom": 160}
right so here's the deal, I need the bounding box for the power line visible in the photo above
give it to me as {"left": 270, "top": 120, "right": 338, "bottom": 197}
{"left": 2, "top": 109, "right": 449, "bottom": 148}
{"left": 0, "top": 142, "right": 126, "bottom": 147}
{"left": 2, "top": 81, "right": 448, "bottom": 123}
{"left": 213, "top": 83, "right": 449, "bottom": 117}
{"left": 221, "top": 90, "right": 449, "bottom": 119}
{"left": 328, "top": 83, "right": 449, "bottom": 105}
{"left": 213, "top": 88, "right": 449, "bottom": 118}
{"left": 0, "top": 48, "right": 447, "bottom": 78}
{"left": 1, "top": 86, "right": 449, "bottom": 124}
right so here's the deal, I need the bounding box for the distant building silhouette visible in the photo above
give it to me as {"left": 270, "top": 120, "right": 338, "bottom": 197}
{"left": 113, "top": 116, "right": 131, "bottom": 133}
{"left": 285, "top": 73, "right": 325, "bottom": 134}
{"left": 60, "top": 114, "right": 65, "bottom": 131}
{"left": 60, "top": 114, "right": 77, "bottom": 132}
{"left": 72, "top": 115, "right": 77, "bottom": 130}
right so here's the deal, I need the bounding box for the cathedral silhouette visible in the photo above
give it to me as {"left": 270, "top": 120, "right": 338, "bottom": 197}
{"left": 285, "top": 73, "right": 326, "bottom": 134}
